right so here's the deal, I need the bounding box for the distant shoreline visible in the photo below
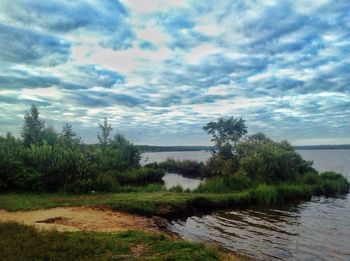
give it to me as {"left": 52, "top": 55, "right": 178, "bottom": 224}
{"left": 138, "top": 144, "right": 350, "bottom": 152}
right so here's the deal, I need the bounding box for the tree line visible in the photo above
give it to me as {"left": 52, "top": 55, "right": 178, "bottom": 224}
{"left": 0, "top": 105, "right": 158, "bottom": 193}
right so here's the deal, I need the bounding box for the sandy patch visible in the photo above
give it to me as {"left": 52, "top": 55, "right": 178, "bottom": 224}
{"left": 0, "top": 207, "right": 160, "bottom": 232}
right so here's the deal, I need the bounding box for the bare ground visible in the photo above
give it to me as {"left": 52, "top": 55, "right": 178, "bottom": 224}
{"left": 0, "top": 206, "right": 161, "bottom": 232}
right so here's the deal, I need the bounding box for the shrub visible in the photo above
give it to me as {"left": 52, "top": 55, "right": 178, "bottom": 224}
{"left": 277, "top": 184, "right": 312, "bottom": 201}
{"left": 194, "top": 175, "right": 252, "bottom": 193}
{"left": 158, "top": 159, "right": 206, "bottom": 178}
{"left": 114, "top": 168, "right": 165, "bottom": 185}
{"left": 301, "top": 171, "right": 321, "bottom": 185}
{"left": 251, "top": 184, "right": 279, "bottom": 204}
{"left": 238, "top": 140, "right": 313, "bottom": 183}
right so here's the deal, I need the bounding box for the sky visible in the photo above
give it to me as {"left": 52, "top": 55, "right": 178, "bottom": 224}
{"left": 0, "top": 0, "right": 349, "bottom": 145}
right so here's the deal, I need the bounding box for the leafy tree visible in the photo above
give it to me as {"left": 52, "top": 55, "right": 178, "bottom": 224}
{"left": 42, "top": 125, "right": 58, "bottom": 146}
{"left": 59, "top": 123, "right": 81, "bottom": 145}
{"left": 203, "top": 116, "right": 247, "bottom": 159}
{"left": 97, "top": 118, "right": 112, "bottom": 145}
{"left": 238, "top": 138, "right": 313, "bottom": 183}
{"left": 21, "top": 104, "right": 45, "bottom": 146}
{"left": 112, "top": 133, "right": 129, "bottom": 145}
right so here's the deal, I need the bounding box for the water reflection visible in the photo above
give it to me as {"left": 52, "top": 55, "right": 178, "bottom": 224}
{"left": 162, "top": 173, "right": 203, "bottom": 190}
{"left": 144, "top": 150, "right": 350, "bottom": 260}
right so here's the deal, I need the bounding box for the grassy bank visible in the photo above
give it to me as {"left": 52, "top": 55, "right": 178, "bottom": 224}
{"left": 0, "top": 222, "right": 240, "bottom": 261}
{"left": 0, "top": 172, "right": 348, "bottom": 218}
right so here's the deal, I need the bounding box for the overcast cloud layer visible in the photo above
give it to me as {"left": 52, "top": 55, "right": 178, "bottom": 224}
{"left": 0, "top": 0, "right": 349, "bottom": 145}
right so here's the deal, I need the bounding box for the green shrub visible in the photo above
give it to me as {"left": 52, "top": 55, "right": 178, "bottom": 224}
{"left": 251, "top": 184, "right": 279, "bottom": 204}
{"left": 301, "top": 171, "right": 321, "bottom": 185}
{"left": 93, "top": 173, "right": 120, "bottom": 192}
{"left": 114, "top": 168, "right": 165, "bottom": 185}
{"left": 158, "top": 159, "right": 206, "bottom": 177}
{"left": 194, "top": 175, "right": 252, "bottom": 193}
{"left": 238, "top": 140, "right": 313, "bottom": 183}
{"left": 277, "top": 184, "right": 312, "bottom": 201}
{"left": 320, "top": 171, "right": 345, "bottom": 181}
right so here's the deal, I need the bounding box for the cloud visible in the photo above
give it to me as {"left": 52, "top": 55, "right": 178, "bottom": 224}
{"left": 0, "top": 23, "right": 70, "bottom": 66}
{"left": 0, "top": 0, "right": 349, "bottom": 144}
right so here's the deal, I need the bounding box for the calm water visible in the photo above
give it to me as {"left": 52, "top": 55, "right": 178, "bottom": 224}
{"left": 143, "top": 150, "right": 350, "bottom": 261}
{"left": 162, "top": 173, "right": 203, "bottom": 190}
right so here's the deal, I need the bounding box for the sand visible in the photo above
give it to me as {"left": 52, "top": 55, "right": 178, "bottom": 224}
{"left": 0, "top": 207, "right": 160, "bottom": 232}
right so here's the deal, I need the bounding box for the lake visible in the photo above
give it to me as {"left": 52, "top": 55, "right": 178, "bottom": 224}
{"left": 142, "top": 150, "right": 350, "bottom": 261}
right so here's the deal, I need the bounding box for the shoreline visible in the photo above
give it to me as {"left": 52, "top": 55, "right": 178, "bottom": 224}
{"left": 0, "top": 205, "right": 250, "bottom": 260}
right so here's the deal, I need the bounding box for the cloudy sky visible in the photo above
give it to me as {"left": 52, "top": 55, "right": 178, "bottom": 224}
{"left": 0, "top": 0, "right": 349, "bottom": 145}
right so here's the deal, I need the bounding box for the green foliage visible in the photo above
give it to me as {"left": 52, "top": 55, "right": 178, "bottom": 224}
{"left": 237, "top": 139, "right": 313, "bottom": 183}
{"left": 194, "top": 175, "right": 252, "bottom": 193}
{"left": 114, "top": 168, "right": 165, "bottom": 185}
{"left": 277, "top": 183, "right": 312, "bottom": 201}
{"left": 203, "top": 116, "right": 247, "bottom": 148}
{"left": 0, "top": 133, "right": 26, "bottom": 191}
{"left": 157, "top": 158, "right": 206, "bottom": 178}
{"left": 301, "top": 171, "right": 321, "bottom": 185}
{"left": 21, "top": 104, "right": 45, "bottom": 147}
{"left": 42, "top": 125, "right": 58, "bottom": 146}
{"left": 203, "top": 116, "right": 247, "bottom": 166}
{"left": 0, "top": 222, "right": 224, "bottom": 261}
{"left": 251, "top": 184, "right": 279, "bottom": 205}
{"left": 0, "top": 105, "right": 144, "bottom": 193}
{"left": 97, "top": 117, "right": 112, "bottom": 145}
{"left": 318, "top": 171, "right": 349, "bottom": 195}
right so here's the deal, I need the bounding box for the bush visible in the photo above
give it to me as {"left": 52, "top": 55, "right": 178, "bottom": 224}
{"left": 194, "top": 174, "right": 252, "bottom": 193}
{"left": 251, "top": 184, "right": 279, "bottom": 204}
{"left": 301, "top": 171, "right": 321, "bottom": 185}
{"left": 158, "top": 159, "right": 206, "bottom": 178}
{"left": 114, "top": 168, "right": 165, "bottom": 185}
{"left": 238, "top": 140, "right": 313, "bottom": 183}
{"left": 277, "top": 184, "right": 312, "bottom": 201}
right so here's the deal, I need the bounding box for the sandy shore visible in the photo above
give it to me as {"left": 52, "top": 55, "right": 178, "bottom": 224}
{"left": 0, "top": 206, "right": 161, "bottom": 233}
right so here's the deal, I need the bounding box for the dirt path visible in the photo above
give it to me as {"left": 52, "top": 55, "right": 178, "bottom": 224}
{"left": 0, "top": 207, "right": 161, "bottom": 232}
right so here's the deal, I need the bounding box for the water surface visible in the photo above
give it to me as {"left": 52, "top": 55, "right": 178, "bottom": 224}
{"left": 147, "top": 150, "right": 350, "bottom": 260}
{"left": 162, "top": 173, "right": 203, "bottom": 190}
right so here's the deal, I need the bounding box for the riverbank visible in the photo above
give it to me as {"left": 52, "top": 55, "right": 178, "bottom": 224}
{"left": 0, "top": 221, "right": 246, "bottom": 261}
{"left": 1, "top": 174, "right": 348, "bottom": 217}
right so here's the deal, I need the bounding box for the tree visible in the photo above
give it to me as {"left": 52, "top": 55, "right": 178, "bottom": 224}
{"left": 42, "top": 125, "right": 58, "bottom": 146}
{"left": 203, "top": 116, "right": 247, "bottom": 158}
{"left": 60, "top": 123, "right": 81, "bottom": 145}
{"left": 21, "top": 104, "right": 45, "bottom": 146}
{"left": 112, "top": 133, "right": 129, "bottom": 146}
{"left": 97, "top": 118, "right": 112, "bottom": 145}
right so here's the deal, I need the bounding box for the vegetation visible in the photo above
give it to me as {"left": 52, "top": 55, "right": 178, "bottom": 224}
{"left": 146, "top": 159, "right": 207, "bottom": 178}
{"left": 0, "top": 104, "right": 164, "bottom": 194}
{"left": 0, "top": 222, "right": 237, "bottom": 261}
{"left": 0, "top": 171, "right": 347, "bottom": 217}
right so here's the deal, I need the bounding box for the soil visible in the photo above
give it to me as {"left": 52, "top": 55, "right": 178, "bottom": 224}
{"left": 0, "top": 206, "right": 162, "bottom": 233}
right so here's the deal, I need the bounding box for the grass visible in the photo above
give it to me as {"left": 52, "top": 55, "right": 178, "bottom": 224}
{"left": 194, "top": 175, "right": 252, "bottom": 193}
{"left": 0, "top": 172, "right": 348, "bottom": 217}
{"left": 0, "top": 222, "right": 240, "bottom": 261}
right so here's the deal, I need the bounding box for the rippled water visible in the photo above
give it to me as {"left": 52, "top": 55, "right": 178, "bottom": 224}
{"left": 143, "top": 150, "right": 350, "bottom": 260}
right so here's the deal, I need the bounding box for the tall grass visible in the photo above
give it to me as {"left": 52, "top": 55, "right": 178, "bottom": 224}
{"left": 251, "top": 185, "right": 279, "bottom": 204}
{"left": 194, "top": 175, "right": 252, "bottom": 193}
